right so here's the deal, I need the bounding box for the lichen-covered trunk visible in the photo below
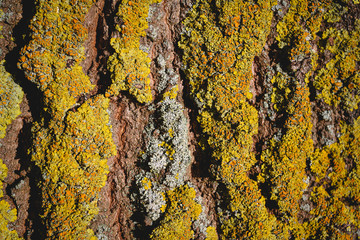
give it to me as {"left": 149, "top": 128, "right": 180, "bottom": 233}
{"left": 0, "top": 0, "right": 360, "bottom": 239}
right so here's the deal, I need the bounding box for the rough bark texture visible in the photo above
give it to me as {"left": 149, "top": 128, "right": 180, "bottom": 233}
{"left": 1, "top": 0, "right": 360, "bottom": 239}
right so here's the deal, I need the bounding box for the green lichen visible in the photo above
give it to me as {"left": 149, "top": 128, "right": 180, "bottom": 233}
{"left": 0, "top": 160, "right": 21, "bottom": 240}
{"left": 106, "top": 0, "right": 161, "bottom": 103}
{"left": 0, "top": 61, "right": 23, "bottom": 138}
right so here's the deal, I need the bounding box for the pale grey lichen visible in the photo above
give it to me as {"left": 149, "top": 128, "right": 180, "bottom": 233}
{"left": 300, "top": 203, "right": 311, "bottom": 212}
{"left": 145, "top": 136, "right": 168, "bottom": 173}
{"left": 321, "top": 110, "right": 332, "bottom": 122}
{"left": 158, "top": 98, "right": 191, "bottom": 188}
{"left": 137, "top": 173, "right": 166, "bottom": 221}
{"left": 137, "top": 91, "right": 192, "bottom": 220}
{"left": 193, "top": 196, "right": 212, "bottom": 237}
{"left": 157, "top": 55, "right": 179, "bottom": 93}
{"left": 142, "top": 96, "right": 191, "bottom": 187}
{"left": 147, "top": 2, "right": 163, "bottom": 22}
{"left": 95, "top": 225, "right": 110, "bottom": 240}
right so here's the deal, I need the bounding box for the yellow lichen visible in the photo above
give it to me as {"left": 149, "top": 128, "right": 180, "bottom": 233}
{"left": 0, "top": 160, "right": 21, "bottom": 240}
{"left": 162, "top": 85, "right": 179, "bottom": 100}
{"left": 205, "top": 226, "right": 218, "bottom": 240}
{"left": 168, "top": 128, "right": 174, "bottom": 138}
{"left": 262, "top": 72, "right": 314, "bottom": 234}
{"left": 18, "top": 0, "right": 95, "bottom": 121}
{"left": 0, "top": 61, "right": 23, "bottom": 138}
{"left": 314, "top": 19, "right": 360, "bottom": 111}
{"left": 31, "top": 96, "right": 116, "bottom": 239}
{"left": 160, "top": 192, "right": 167, "bottom": 213}
{"left": 276, "top": 0, "right": 327, "bottom": 61}
{"left": 221, "top": 179, "right": 277, "bottom": 239}
{"left": 141, "top": 177, "right": 152, "bottom": 190}
{"left": 150, "top": 185, "right": 202, "bottom": 240}
{"left": 107, "top": 0, "right": 161, "bottom": 103}
{"left": 0, "top": 9, "right": 22, "bottom": 240}
{"left": 180, "top": 0, "right": 276, "bottom": 238}
{"left": 266, "top": 2, "right": 360, "bottom": 238}
{"left": 18, "top": 0, "right": 117, "bottom": 238}
{"left": 306, "top": 117, "right": 360, "bottom": 238}
{"left": 159, "top": 142, "right": 175, "bottom": 161}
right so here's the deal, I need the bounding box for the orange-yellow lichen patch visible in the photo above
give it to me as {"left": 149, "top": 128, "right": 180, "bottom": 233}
{"left": 18, "top": 0, "right": 95, "bottom": 121}
{"left": 19, "top": 0, "right": 117, "bottom": 238}
{"left": 150, "top": 185, "right": 202, "bottom": 240}
{"left": 0, "top": 61, "right": 22, "bottom": 239}
{"left": 180, "top": 0, "right": 275, "bottom": 238}
{"left": 263, "top": 72, "right": 313, "bottom": 226}
{"left": 221, "top": 179, "right": 277, "bottom": 239}
{"left": 205, "top": 226, "right": 218, "bottom": 240}
{"left": 107, "top": 0, "right": 161, "bottom": 103}
{"left": 306, "top": 117, "right": 360, "bottom": 238}
{"left": 276, "top": 0, "right": 329, "bottom": 61}
{"left": 0, "top": 61, "right": 23, "bottom": 138}
{"left": 314, "top": 19, "right": 360, "bottom": 111}
{"left": 0, "top": 159, "right": 21, "bottom": 240}
{"left": 31, "top": 96, "right": 116, "bottom": 238}
{"left": 141, "top": 177, "right": 152, "bottom": 190}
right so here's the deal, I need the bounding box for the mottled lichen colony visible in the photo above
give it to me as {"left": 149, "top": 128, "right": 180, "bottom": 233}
{"left": 137, "top": 91, "right": 192, "bottom": 221}
{"left": 261, "top": 71, "right": 314, "bottom": 237}
{"left": 0, "top": 160, "right": 20, "bottom": 240}
{"left": 307, "top": 117, "right": 360, "bottom": 239}
{"left": 30, "top": 96, "right": 116, "bottom": 238}
{"left": 150, "top": 184, "right": 202, "bottom": 239}
{"left": 180, "top": 0, "right": 277, "bottom": 238}
{"left": 107, "top": 0, "right": 161, "bottom": 103}
{"left": 18, "top": 0, "right": 116, "bottom": 238}
{"left": 18, "top": 0, "right": 94, "bottom": 121}
{"left": 0, "top": 0, "right": 359, "bottom": 239}
{"left": 137, "top": 72, "right": 209, "bottom": 238}
{"left": 180, "top": 0, "right": 360, "bottom": 239}
{"left": 258, "top": 0, "right": 323, "bottom": 237}
{"left": 0, "top": 61, "right": 23, "bottom": 139}
{"left": 314, "top": 8, "right": 360, "bottom": 111}
{"left": 251, "top": 0, "right": 359, "bottom": 238}
{"left": 0, "top": 10, "right": 22, "bottom": 239}
{"left": 0, "top": 64, "right": 21, "bottom": 240}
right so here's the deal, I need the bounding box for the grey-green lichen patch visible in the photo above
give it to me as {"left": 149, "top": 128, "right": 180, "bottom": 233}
{"left": 137, "top": 174, "right": 166, "bottom": 221}
{"left": 193, "top": 195, "right": 213, "bottom": 238}
{"left": 142, "top": 95, "right": 191, "bottom": 188}
{"left": 95, "top": 225, "right": 110, "bottom": 240}
{"left": 137, "top": 86, "right": 192, "bottom": 222}
{"left": 156, "top": 54, "right": 179, "bottom": 93}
